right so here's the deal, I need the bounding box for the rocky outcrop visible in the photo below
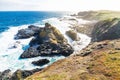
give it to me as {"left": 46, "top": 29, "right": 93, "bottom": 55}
{"left": 10, "top": 68, "right": 42, "bottom": 80}
{"left": 0, "top": 69, "right": 11, "bottom": 80}
{"left": 0, "top": 68, "right": 42, "bottom": 80}
{"left": 20, "top": 23, "right": 74, "bottom": 58}
{"left": 66, "top": 30, "right": 80, "bottom": 41}
{"left": 32, "top": 59, "right": 50, "bottom": 66}
{"left": 92, "top": 18, "right": 120, "bottom": 42}
{"left": 71, "top": 18, "right": 120, "bottom": 42}
{"left": 15, "top": 25, "right": 40, "bottom": 39}
{"left": 20, "top": 47, "right": 39, "bottom": 58}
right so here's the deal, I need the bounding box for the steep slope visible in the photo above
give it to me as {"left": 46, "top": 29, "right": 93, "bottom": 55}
{"left": 92, "top": 18, "right": 120, "bottom": 42}
{"left": 26, "top": 39, "right": 120, "bottom": 80}
{"left": 25, "top": 11, "right": 120, "bottom": 80}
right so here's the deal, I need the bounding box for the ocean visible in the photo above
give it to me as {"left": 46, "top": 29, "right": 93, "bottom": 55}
{"left": 0, "top": 11, "right": 91, "bottom": 72}
{"left": 0, "top": 11, "right": 67, "bottom": 33}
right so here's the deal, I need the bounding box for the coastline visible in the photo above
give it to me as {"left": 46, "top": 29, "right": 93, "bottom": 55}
{"left": 0, "top": 12, "right": 92, "bottom": 79}
{"left": 26, "top": 11, "right": 120, "bottom": 80}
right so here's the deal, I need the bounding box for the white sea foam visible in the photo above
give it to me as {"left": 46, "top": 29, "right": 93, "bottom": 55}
{"left": 0, "top": 16, "right": 91, "bottom": 72}
{"left": 43, "top": 17, "right": 91, "bottom": 52}
{"left": 0, "top": 24, "right": 65, "bottom": 72}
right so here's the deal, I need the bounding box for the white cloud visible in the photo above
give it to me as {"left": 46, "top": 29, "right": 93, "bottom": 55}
{"left": 0, "top": 0, "right": 120, "bottom": 11}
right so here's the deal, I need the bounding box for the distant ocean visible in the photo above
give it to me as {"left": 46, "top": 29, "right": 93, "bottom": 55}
{"left": 0, "top": 11, "right": 67, "bottom": 33}
{"left": 0, "top": 11, "right": 91, "bottom": 72}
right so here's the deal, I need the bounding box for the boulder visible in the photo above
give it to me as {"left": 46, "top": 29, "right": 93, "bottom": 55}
{"left": 79, "top": 50, "right": 92, "bottom": 57}
{"left": 15, "top": 25, "right": 40, "bottom": 39}
{"left": 10, "top": 68, "right": 42, "bottom": 80}
{"left": 0, "top": 68, "right": 42, "bottom": 80}
{"left": 15, "top": 29, "right": 35, "bottom": 39}
{"left": 20, "top": 23, "right": 74, "bottom": 58}
{"left": 66, "top": 30, "right": 80, "bottom": 41}
{"left": 32, "top": 59, "right": 50, "bottom": 66}
{"left": 20, "top": 47, "right": 40, "bottom": 58}
{"left": 0, "top": 69, "right": 11, "bottom": 80}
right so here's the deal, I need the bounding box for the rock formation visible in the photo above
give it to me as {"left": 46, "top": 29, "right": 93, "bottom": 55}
{"left": 0, "top": 68, "right": 42, "bottom": 80}
{"left": 32, "top": 59, "right": 50, "bottom": 66}
{"left": 15, "top": 25, "right": 40, "bottom": 39}
{"left": 92, "top": 18, "right": 120, "bottom": 42}
{"left": 20, "top": 23, "right": 74, "bottom": 58}
{"left": 66, "top": 30, "right": 80, "bottom": 41}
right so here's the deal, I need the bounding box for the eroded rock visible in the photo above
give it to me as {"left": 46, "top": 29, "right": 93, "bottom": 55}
{"left": 10, "top": 68, "right": 42, "bottom": 80}
{"left": 20, "top": 23, "right": 74, "bottom": 58}
{"left": 32, "top": 59, "right": 50, "bottom": 66}
{"left": 66, "top": 30, "right": 80, "bottom": 41}
{"left": 15, "top": 25, "right": 40, "bottom": 39}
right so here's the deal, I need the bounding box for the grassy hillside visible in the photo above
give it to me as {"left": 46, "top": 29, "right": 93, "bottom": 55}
{"left": 25, "top": 10, "right": 120, "bottom": 80}
{"left": 25, "top": 39, "right": 120, "bottom": 80}
{"left": 77, "top": 10, "right": 120, "bottom": 20}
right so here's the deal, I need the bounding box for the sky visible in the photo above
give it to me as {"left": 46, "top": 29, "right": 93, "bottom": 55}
{"left": 0, "top": 0, "right": 120, "bottom": 11}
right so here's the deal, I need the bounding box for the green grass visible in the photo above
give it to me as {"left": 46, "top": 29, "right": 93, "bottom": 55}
{"left": 88, "top": 50, "right": 120, "bottom": 80}
{"left": 46, "top": 74, "right": 66, "bottom": 80}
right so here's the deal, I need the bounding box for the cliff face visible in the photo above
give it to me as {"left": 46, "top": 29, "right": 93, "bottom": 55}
{"left": 92, "top": 18, "right": 120, "bottom": 42}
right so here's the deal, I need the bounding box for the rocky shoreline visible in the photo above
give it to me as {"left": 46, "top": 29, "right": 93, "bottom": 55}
{"left": 0, "top": 68, "right": 43, "bottom": 80}
{"left": 3, "top": 10, "right": 120, "bottom": 80}
{"left": 0, "top": 12, "right": 92, "bottom": 80}
{"left": 25, "top": 11, "right": 120, "bottom": 80}
{"left": 0, "top": 22, "right": 75, "bottom": 80}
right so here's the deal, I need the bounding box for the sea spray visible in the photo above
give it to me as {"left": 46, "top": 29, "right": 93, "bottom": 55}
{"left": 0, "top": 24, "right": 65, "bottom": 72}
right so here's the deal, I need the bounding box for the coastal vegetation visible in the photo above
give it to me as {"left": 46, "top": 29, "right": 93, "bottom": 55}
{"left": 77, "top": 10, "right": 120, "bottom": 20}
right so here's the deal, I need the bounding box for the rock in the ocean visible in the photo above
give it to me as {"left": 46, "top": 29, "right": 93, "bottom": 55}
{"left": 15, "top": 29, "right": 35, "bottom": 39}
{"left": 20, "top": 47, "right": 40, "bottom": 58}
{"left": 28, "top": 25, "right": 41, "bottom": 35}
{"left": 66, "top": 30, "right": 80, "bottom": 41}
{"left": 15, "top": 25, "right": 40, "bottom": 39}
{"left": 32, "top": 59, "right": 50, "bottom": 66}
{"left": 20, "top": 23, "right": 74, "bottom": 58}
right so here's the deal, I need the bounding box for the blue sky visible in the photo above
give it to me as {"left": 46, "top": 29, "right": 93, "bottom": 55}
{"left": 0, "top": 0, "right": 120, "bottom": 11}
